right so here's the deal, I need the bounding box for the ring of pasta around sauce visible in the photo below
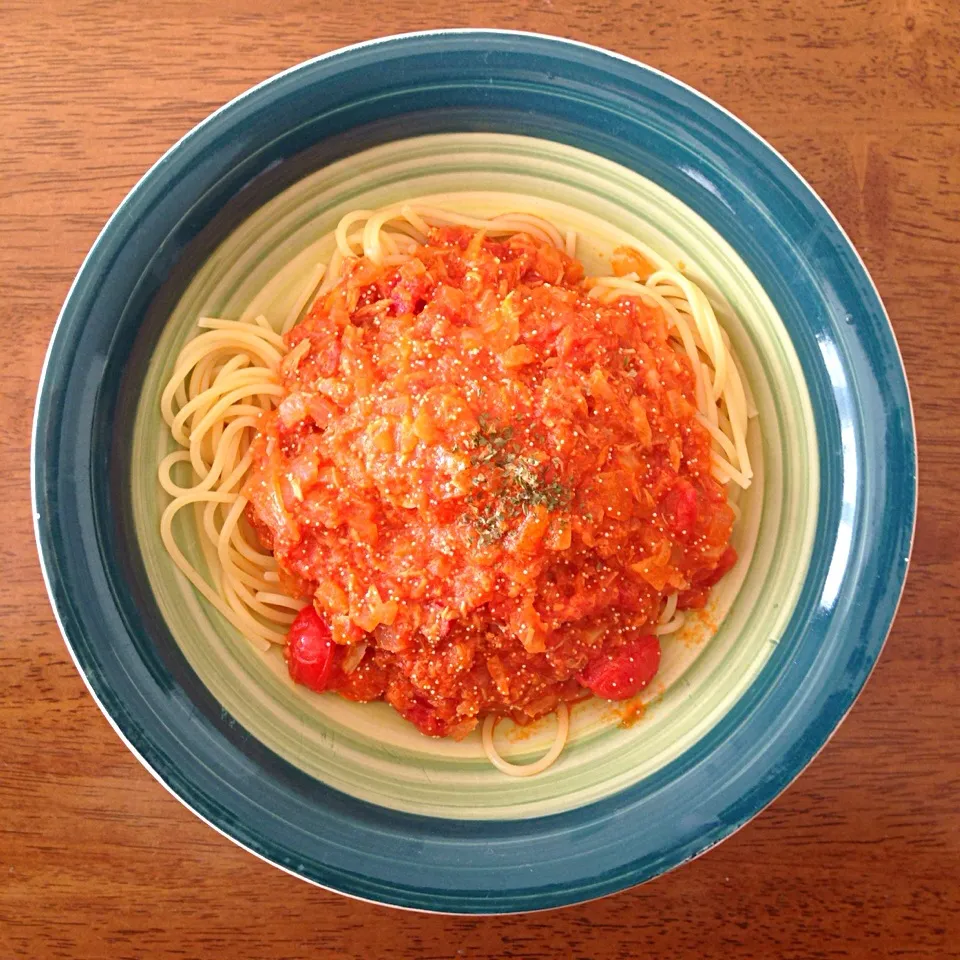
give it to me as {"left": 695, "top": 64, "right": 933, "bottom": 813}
{"left": 159, "top": 199, "right": 755, "bottom": 776}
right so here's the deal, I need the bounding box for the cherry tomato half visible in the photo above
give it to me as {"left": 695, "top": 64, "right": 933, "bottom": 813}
{"left": 578, "top": 634, "right": 661, "bottom": 700}
{"left": 662, "top": 479, "right": 698, "bottom": 542}
{"left": 285, "top": 606, "right": 334, "bottom": 693}
{"left": 400, "top": 701, "right": 450, "bottom": 738}
{"left": 699, "top": 545, "right": 738, "bottom": 589}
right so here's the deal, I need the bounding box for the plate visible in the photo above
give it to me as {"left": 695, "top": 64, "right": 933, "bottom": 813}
{"left": 32, "top": 30, "right": 915, "bottom": 913}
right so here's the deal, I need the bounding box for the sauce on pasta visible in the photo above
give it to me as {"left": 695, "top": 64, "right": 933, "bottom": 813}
{"left": 241, "top": 226, "right": 737, "bottom": 741}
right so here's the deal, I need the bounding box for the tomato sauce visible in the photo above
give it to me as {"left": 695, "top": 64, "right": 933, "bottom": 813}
{"left": 244, "top": 226, "right": 736, "bottom": 739}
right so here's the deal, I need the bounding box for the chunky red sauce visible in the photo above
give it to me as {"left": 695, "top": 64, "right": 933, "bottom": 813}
{"left": 244, "top": 227, "right": 736, "bottom": 739}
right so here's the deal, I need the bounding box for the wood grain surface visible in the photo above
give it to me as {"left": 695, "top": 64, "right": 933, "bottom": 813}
{"left": 2, "top": 0, "right": 958, "bottom": 957}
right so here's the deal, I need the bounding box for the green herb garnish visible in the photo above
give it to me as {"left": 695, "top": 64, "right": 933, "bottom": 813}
{"left": 463, "top": 415, "right": 572, "bottom": 544}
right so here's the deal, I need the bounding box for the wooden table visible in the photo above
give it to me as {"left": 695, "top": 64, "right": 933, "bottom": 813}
{"left": 3, "top": 1, "right": 958, "bottom": 956}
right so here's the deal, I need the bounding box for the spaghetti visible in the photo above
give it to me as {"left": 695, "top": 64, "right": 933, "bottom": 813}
{"left": 159, "top": 197, "right": 755, "bottom": 774}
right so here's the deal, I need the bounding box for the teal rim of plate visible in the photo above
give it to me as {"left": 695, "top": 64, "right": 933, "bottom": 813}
{"left": 131, "top": 133, "right": 818, "bottom": 820}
